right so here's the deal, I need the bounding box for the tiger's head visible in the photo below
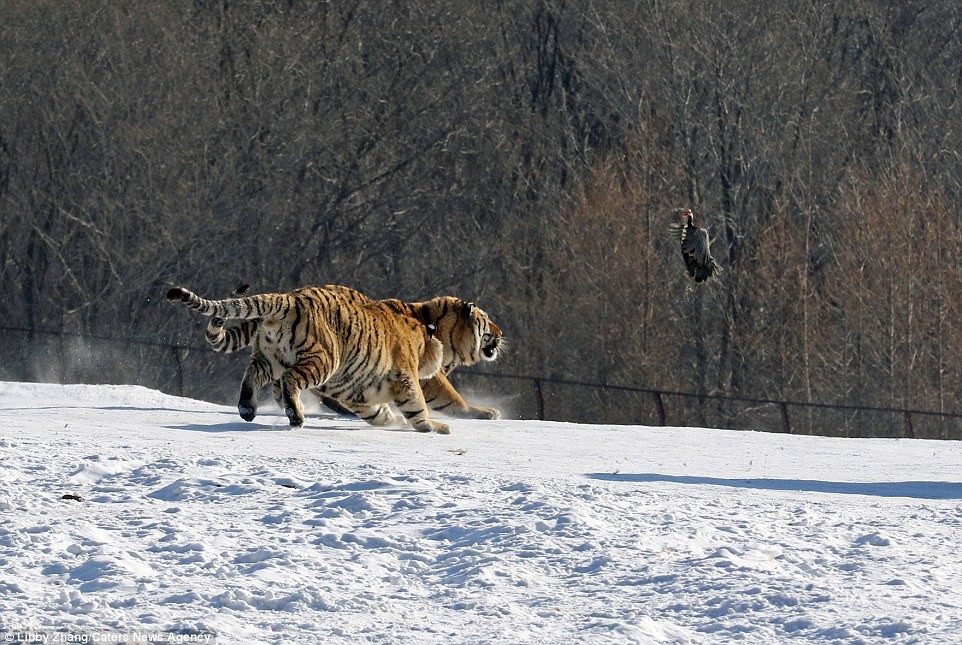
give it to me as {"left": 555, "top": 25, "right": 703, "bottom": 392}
{"left": 420, "top": 297, "right": 504, "bottom": 373}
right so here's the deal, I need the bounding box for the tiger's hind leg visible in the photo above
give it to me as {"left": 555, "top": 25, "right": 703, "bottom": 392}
{"left": 238, "top": 353, "right": 272, "bottom": 422}
{"left": 279, "top": 354, "right": 336, "bottom": 427}
{"left": 393, "top": 370, "right": 450, "bottom": 435}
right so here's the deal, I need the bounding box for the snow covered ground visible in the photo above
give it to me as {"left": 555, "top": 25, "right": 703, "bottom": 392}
{"left": 1, "top": 381, "right": 961, "bottom": 644}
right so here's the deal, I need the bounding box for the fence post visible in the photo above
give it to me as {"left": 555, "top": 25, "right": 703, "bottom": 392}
{"left": 652, "top": 391, "right": 666, "bottom": 426}
{"left": 171, "top": 346, "right": 184, "bottom": 397}
{"left": 780, "top": 402, "right": 791, "bottom": 433}
{"left": 903, "top": 410, "right": 914, "bottom": 439}
{"left": 58, "top": 329, "right": 68, "bottom": 383}
{"left": 533, "top": 378, "right": 545, "bottom": 421}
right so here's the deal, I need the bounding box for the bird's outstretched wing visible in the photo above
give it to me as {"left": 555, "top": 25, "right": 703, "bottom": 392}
{"left": 682, "top": 227, "right": 712, "bottom": 267}
{"left": 668, "top": 215, "right": 721, "bottom": 282}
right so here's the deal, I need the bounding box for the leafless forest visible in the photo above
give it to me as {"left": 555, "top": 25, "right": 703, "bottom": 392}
{"left": 4, "top": 0, "right": 962, "bottom": 436}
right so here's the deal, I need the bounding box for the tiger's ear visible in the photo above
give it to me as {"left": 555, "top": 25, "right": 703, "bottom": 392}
{"left": 462, "top": 301, "right": 475, "bottom": 318}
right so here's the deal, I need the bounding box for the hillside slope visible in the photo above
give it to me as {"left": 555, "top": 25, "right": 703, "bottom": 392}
{"left": 1, "top": 382, "right": 961, "bottom": 643}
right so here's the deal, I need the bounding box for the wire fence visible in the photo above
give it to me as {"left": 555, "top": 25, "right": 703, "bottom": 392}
{"left": 453, "top": 372, "right": 962, "bottom": 439}
{"left": 2, "top": 324, "right": 960, "bottom": 440}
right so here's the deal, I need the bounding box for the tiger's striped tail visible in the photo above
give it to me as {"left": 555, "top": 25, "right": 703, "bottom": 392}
{"left": 166, "top": 287, "right": 291, "bottom": 321}
{"left": 206, "top": 319, "right": 258, "bottom": 353}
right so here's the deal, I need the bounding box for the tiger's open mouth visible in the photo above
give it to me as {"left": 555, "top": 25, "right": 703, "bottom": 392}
{"left": 481, "top": 333, "right": 500, "bottom": 360}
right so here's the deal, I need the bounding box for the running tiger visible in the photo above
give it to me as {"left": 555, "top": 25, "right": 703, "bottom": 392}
{"left": 167, "top": 287, "right": 450, "bottom": 434}
{"left": 167, "top": 284, "right": 451, "bottom": 432}
{"left": 204, "top": 285, "right": 504, "bottom": 424}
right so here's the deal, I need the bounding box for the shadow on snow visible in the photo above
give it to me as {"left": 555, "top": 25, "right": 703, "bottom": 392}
{"left": 586, "top": 472, "right": 962, "bottom": 500}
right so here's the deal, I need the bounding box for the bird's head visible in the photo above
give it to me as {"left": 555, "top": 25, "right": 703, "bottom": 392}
{"left": 678, "top": 208, "right": 694, "bottom": 220}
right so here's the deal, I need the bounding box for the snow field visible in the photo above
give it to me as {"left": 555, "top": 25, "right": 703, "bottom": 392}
{"left": 1, "top": 382, "right": 961, "bottom": 643}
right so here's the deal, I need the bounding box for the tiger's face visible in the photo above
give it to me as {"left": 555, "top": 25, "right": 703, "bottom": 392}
{"left": 475, "top": 306, "right": 503, "bottom": 362}
{"left": 433, "top": 299, "right": 503, "bottom": 372}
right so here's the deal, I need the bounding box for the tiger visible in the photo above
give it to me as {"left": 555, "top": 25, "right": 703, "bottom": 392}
{"left": 203, "top": 284, "right": 504, "bottom": 425}
{"left": 167, "top": 284, "right": 453, "bottom": 433}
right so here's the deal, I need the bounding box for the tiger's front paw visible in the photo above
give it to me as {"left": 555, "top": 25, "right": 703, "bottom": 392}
{"left": 456, "top": 405, "right": 501, "bottom": 420}
{"left": 473, "top": 406, "right": 501, "bottom": 420}
{"left": 414, "top": 419, "right": 451, "bottom": 435}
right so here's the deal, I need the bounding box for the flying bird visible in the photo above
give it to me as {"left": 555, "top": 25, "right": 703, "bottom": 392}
{"left": 668, "top": 209, "right": 721, "bottom": 283}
